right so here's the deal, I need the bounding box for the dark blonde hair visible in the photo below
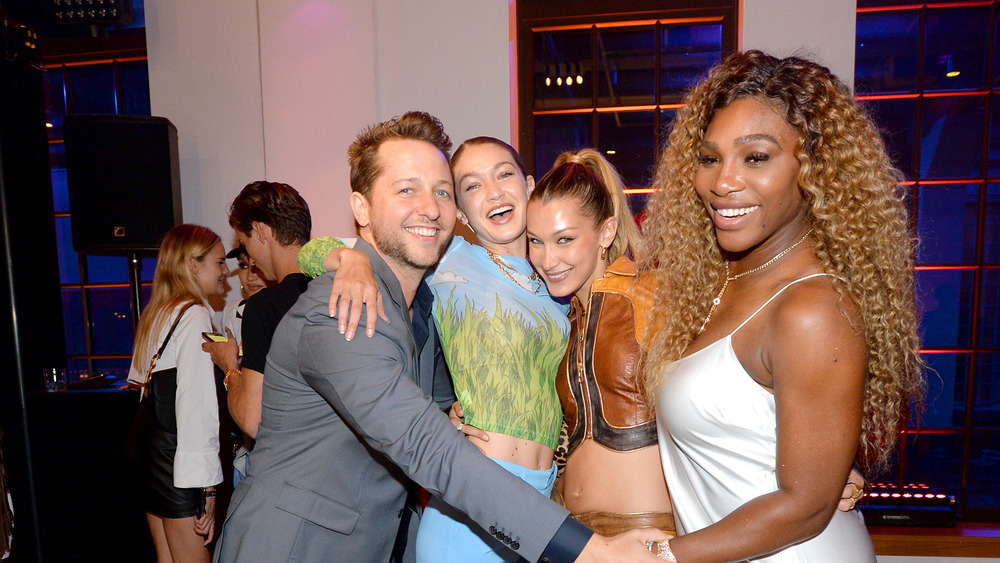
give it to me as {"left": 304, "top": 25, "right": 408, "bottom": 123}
{"left": 348, "top": 111, "right": 452, "bottom": 199}
{"left": 641, "top": 50, "right": 924, "bottom": 470}
{"left": 132, "top": 224, "right": 220, "bottom": 370}
{"left": 529, "top": 148, "right": 641, "bottom": 264}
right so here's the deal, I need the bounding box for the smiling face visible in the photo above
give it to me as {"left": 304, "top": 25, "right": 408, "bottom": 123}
{"left": 695, "top": 97, "right": 809, "bottom": 260}
{"left": 352, "top": 139, "right": 457, "bottom": 280}
{"left": 189, "top": 241, "right": 229, "bottom": 298}
{"left": 235, "top": 255, "right": 267, "bottom": 298}
{"left": 452, "top": 142, "right": 534, "bottom": 256}
{"left": 526, "top": 196, "right": 616, "bottom": 304}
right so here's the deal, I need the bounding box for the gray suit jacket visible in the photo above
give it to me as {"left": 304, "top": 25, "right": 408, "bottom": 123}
{"left": 215, "top": 239, "right": 572, "bottom": 563}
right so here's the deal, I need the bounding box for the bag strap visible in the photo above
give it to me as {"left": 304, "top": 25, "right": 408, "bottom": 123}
{"left": 142, "top": 301, "right": 198, "bottom": 399}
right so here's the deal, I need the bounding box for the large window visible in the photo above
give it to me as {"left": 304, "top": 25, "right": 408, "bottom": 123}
{"left": 516, "top": 1, "right": 738, "bottom": 214}
{"left": 42, "top": 8, "right": 152, "bottom": 385}
{"left": 856, "top": 0, "right": 1000, "bottom": 519}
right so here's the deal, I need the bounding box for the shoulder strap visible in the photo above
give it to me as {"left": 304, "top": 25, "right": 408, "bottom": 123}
{"left": 731, "top": 273, "right": 833, "bottom": 336}
{"left": 142, "top": 301, "right": 197, "bottom": 398}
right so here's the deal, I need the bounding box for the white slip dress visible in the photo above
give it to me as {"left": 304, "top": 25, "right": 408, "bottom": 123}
{"left": 655, "top": 274, "right": 875, "bottom": 562}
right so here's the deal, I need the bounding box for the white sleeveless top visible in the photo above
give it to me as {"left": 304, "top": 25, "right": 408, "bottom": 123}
{"left": 655, "top": 274, "right": 875, "bottom": 562}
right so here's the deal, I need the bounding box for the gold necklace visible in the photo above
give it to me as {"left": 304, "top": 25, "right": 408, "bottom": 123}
{"left": 698, "top": 228, "right": 813, "bottom": 334}
{"left": 486, "top": 248, "right": 541, "bottom": 294}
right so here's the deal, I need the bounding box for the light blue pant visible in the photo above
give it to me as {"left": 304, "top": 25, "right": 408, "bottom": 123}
{"left": 414, "top": 456, "right": 557, "bottom": 562}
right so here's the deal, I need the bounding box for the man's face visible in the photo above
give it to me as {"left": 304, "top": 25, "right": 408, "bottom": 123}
{"left": 235, "top": 226, "right": 276, "bottom": 281}
{"left": 358, "top": 139, "right": 456, "bottom": 276}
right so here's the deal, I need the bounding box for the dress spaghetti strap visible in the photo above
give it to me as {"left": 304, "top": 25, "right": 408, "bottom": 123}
{"left": 731, "top": 273, "right": 835, "bottom": 336}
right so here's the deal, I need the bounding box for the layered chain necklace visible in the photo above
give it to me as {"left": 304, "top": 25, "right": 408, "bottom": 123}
{"left": 486, "top": 248, "right": 541, "bottom": 294}
{"left": 698, "top": 228, "right": 814, "bottom": 334}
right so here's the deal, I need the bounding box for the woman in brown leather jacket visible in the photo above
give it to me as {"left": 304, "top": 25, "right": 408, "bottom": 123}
{"left": 525, "top": 149, "right": 673, "bottom": 536}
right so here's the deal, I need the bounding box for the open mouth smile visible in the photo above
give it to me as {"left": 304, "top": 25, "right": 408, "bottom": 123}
{"left": 487, "top": 204, "right": 514, "bottom": 221}
{"left": 714, "top": 205, "right": 759, "bottom": 218}
{"left": 405, "top": 226, "right": 440, "bottom": 238}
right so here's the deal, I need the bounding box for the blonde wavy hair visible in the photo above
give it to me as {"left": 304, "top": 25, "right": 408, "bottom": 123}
{"left": 530, "top": 148, "right": 641, "bottom": 264}
{"left": 132, "top": 224, "right": 221, "bottom": 371}
{"left": 641, "top": 50, "right": 924, "bottom": 470}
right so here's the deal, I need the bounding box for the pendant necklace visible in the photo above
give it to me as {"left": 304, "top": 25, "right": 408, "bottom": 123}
{"left": 486, "top": 248, "right": 541, "bottom": 294}
{"left": 698, "top": 228, "right": 813, "bottom": 334}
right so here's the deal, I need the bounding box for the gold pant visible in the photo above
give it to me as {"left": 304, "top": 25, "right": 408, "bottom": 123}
{"left": 552, "top": 483, "right": 675, "bottom": 536}
{"left": 571, "top": 510, "right": 675, "bottom": 536}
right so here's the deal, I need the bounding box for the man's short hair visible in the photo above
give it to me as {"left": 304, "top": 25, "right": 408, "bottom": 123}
{"left": 348, "top": 111, "right": 452, "bottom": 199}
{"left": 228, "top": 181, "right": 311, "bottom": 246}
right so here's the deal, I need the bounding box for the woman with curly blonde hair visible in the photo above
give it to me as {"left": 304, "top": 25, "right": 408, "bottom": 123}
{"left": 642, "top": 50, "right": 924, "bottom": 561}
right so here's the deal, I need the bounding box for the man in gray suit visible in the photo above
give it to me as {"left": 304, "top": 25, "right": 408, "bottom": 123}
{"left": 214, "top": 112, "right": 667, "bottom": 562}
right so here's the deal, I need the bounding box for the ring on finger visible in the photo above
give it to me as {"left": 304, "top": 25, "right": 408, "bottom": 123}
{"left": 457, "top": 423, "right": 463, "bottom": 433}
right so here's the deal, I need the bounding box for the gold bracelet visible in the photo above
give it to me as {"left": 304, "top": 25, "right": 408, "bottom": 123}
{"left": 224, "top": 368, "right": 241, "bottom": 391}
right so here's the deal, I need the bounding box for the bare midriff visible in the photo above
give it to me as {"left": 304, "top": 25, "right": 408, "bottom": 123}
{"left": 470, "top": 430, "right": 555, "bottom": 472}
{"left": 561, "top": 439, "right": 672, "bottom": 514}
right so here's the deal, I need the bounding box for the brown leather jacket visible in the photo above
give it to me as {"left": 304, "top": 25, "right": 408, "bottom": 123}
{"left": 557, "top": 256, "right": 657, "bottom": 456}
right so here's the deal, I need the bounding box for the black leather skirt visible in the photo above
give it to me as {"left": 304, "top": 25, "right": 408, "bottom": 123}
{"left": 132, "top": 367, "right": 228, "bottom": 519}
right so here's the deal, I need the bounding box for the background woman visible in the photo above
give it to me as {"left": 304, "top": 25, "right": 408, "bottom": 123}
{"left": 219, "top": 245, "right": 269, "bottom": 349}
{"left": 300, "top": 137, "right": 571, "bottom": 562}
{"left": 642, "top": 51, "right": 924, "bottom": 561}
{"left": 525, "top": 149, "right": 672, "bottom": 537}
{"left": 127, "top": 224, "right": 229, "bottom": 562}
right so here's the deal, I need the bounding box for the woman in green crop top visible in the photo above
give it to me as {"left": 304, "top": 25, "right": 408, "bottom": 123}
{"left": 299, "top": 137, "right": 570, "bottom": 562}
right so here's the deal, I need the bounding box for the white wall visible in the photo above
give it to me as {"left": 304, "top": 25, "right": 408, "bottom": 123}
{"left": 740, "top": 0, "right": 857, "bottom": 90}
{"left": 146, "top": 0, "right": 511, "bottom": 250}
{"left": 879, "top": 557, "right": 1000, "bottom": 563}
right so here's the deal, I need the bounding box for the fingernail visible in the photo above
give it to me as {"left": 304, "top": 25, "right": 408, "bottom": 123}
{"left": 346, "top": 333, "right": 353, "bottom": 341}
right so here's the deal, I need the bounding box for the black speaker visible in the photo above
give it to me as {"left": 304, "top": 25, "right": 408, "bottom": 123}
{"left": 64, "top": 114, "right": 182, "bottom": 255}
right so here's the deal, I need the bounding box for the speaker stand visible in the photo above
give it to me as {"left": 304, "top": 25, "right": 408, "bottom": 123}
{"left": 128, "top": 252, "right": 144, "bottom": 330}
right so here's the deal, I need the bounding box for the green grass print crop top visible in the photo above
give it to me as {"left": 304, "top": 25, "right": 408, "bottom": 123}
{"left": 300, "top": 236, "right": 570, "bottom": 450}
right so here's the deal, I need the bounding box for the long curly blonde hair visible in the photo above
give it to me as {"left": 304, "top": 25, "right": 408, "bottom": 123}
{"left": 641, "top": 50, "right": 924, "bottom": 470}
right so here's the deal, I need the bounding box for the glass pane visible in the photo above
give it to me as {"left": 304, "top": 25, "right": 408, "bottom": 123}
{"left": 903, "top": 433, "right": 963, "bottom": 499}
{"left": 986, "top": 183, "right": 1000, "bottom": 264}
{"left": 917, "top": 268, "right": 974, "bottom": 348}
{"left": 534, "top": 113, "right": 593, "bottom": 177}
{"left": 597, "top": 110, "right": 655, "bottom": 187}
{"left": 119, "top": 61, "right": 150, "bottom": 116}
{"left": 924, "top": 6, "right": 989, "bottom": 92}
{"left": 94, "top": 357, "right": 131, "bottom": 380}
{"left": 919, "top": 352, "right": 969, "bottom": 429}
{"left": 919, "top": 95, "right": 984, "bottom": 179}
{"left": 996, "top": 16, "right": 1000, "bottom": 89}
{"left": 979, "top": 268, "right": 1000, "bottom": 347}
{"left": 916, "top": 183, "right": 979, "bottom": 265}
{"left": 86, "top": 255, "right": 129, "bottom": 283}
{"left": 141, "top": 284, "right": 153, "bottom": 307}
{"left": 990, "top": 94, "right": 1000, "bottom": 177}
{"left": 67, "top": 358, "right": 90, "bottom": 383}
{"left": 141, "top": 257, "right": 158, "bottom": 282}
{"left": 861, "top": 98, "right": 916, "bottom": 180}
{"left": 628, "top": 190, "right": 653, "bottom": 219}
{"left": 968, "top": 433, "right": 1000, "bottom": 507}
{"left": 88, "top": 288, "right": 134, "bottom": 354}
{"left": 66, "top": 64, "right": 117, "bottom": 114}
{"left": 62, "top": 288, "right": 85, "bottom": 355}
{"left": 534, "top": 30, "right": 592, "bottom": 110}
{"left": 855, "top": 11, "right": 919, "bottom": 95}
{"left": 44, "top": 68, "right": 66, "bottom": 140}
{"left": 124, "top": 0, "right": 145, "bottom": 29}
{"left": 973, "top": 353, "right": 1000, "bottom": 427}
{"left": 660, "top": 107, "right": 679, "bottom": 146}
{"left": 50, "top": 143, "right": 70, "bottom": 213}
{"left": 55, "top": 217, "right": 81, "bottom": 284}
{"left": 660, "top": 24, "right": 722, "bottom": 100}
{"left": 597, "top": 27, "right": 654, "bottom": 106}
